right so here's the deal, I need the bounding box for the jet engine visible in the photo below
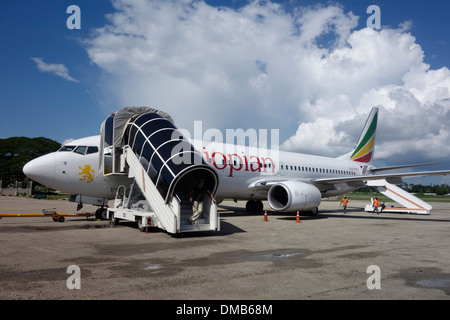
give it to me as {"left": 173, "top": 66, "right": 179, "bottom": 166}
{"left": 268, "top": 181, "right": 321, "bottom": 212}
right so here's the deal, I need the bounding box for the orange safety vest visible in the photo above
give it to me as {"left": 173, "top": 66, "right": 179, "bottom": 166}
{"left": 341, "top": 198, "right": 349, "bottom": 206}
{"left": 373, "top": 199, "right": 380, "bottom": 207}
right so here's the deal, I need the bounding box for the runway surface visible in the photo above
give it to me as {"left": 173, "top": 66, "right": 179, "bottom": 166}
{"left": 0, "top": 196, "right": 449, "bottom": 300}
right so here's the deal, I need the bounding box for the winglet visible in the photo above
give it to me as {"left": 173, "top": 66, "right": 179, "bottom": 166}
{"left": 349, "top": 107, "right": 378, "bottom": 164}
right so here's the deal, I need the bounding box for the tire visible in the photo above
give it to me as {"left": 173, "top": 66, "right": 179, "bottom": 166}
{"left": 137, "top": 218, "right": 146, "bottom": 232}
{"left": 255, "top": 200, "right": 264, "bottom": 213}
{"left": 95, "top": 208, "right": 102, "bottom": 220}
{"left": 245, "top": 200, "right": 254, "bottom": 213}
{"left": 246, "top": 200, "right": 264, "bottom": 214}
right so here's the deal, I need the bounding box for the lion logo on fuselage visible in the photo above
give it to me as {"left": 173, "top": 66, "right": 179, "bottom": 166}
{"left": 78, "top": 165, "right": 94, "bottom": 183}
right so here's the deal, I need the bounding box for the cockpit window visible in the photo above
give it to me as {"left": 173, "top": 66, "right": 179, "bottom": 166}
{"left": 86, "top": 146, "right": 99, "bottom": 154}
{"left": 59, "top": 145, "right": 76, "bottom": 152}
{"left": 58, "top": 145, "right": 98, "bottom": 155}
{"left": 74, "top": 146, "right": 88, "bottom": 155}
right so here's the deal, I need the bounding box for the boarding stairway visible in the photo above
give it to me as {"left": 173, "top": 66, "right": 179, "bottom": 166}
{"left": 102, "top": 107, "right": 220, "bottom": 234}
{"left": 364, "top": 179, "right": 432, "bottom": 214}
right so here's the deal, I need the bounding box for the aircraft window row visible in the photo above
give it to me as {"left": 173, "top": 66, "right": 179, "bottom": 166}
{"left": 280, "top": 164, "right": 355, "bottom": 176}
{"left": 58, "top": 145, "right": 99, "bottom": 155}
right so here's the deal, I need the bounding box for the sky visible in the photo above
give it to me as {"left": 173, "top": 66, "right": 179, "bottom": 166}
{"left": 1, "top": 0, "right": 449, "bottom": 184}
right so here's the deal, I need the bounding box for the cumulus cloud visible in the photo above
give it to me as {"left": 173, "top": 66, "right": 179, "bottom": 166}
{"left": 31, "top": 57, "right": 79, "bottom": 83}
{"left": 281, "top": 27, "right": 450, "bottom": 161}
{"left": 84, "top": 0, "right": 450, "bottom": 165}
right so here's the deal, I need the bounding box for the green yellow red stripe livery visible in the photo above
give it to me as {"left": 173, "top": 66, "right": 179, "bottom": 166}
{"left": 350, "top": 107, "right": 378, "bottom": 163}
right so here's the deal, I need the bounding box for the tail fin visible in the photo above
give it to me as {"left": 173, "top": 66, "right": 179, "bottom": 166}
{"left": 344, "top": 107, "right": 378, "bottom": 164}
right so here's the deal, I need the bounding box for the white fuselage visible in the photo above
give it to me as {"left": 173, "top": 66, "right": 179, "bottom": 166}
{"left": 23, "top": 135, "right": 362, "bottom": 201}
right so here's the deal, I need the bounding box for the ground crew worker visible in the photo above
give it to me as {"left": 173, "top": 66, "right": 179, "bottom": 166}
{"left": 373, "top": 197, "right": 381, "bottom": 214}
{"left": 340, "top": 196, "right": 349, "bottom": 214}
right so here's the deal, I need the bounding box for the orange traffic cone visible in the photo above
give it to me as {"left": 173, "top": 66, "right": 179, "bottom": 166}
{"left": 296, "top": 211, "right": 301, "bottom": 223}
{"left": 264, "top": 210, "right": 268, "bottom": 222}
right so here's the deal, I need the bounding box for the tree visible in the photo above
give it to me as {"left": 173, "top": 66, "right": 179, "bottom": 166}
{"left": 433, "top": 185, "right": 448, "bottom": 196}
{"left": 0, "top": 137, "right": 61, "bottom": 187}
{"left": 410, "top": 184, "right": 426, "bottom": 194}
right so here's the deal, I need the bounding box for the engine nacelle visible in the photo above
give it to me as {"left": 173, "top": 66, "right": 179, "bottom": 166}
{"left": 268, "top": 181, "right": 321, "bottom": 212}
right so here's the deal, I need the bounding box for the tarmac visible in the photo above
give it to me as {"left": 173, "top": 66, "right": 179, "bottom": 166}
{"left": 0, "top": 196, "right": 449, "bottom": 300}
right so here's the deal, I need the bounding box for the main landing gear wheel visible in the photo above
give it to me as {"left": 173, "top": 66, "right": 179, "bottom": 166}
{"left": 245, "top": 200, "right": 264, "bottom": 214}
{"left": 311, "top": 207, "right": 319, "bottom": 216}
{"left": 95, "top": 208, "right": 108, "bottom": 220}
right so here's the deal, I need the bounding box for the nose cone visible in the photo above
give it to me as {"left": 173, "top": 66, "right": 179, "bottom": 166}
{"left": 23, "top": 154, "right": 56, "bottom": 187}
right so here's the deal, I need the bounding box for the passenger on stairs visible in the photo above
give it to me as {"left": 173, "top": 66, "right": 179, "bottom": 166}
{"left": 189, "top": 179, "right": 215, "bottom": 225}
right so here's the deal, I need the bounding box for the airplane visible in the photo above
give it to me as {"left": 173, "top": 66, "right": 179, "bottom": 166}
{"left": 23, "top": 106, "right": 450, "bottom": 221}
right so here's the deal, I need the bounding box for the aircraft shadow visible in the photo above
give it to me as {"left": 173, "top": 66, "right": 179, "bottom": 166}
{"left": 218, "top": 204, "right": 328, "bottom": 221}
{"left": 112, "top": 220, "right": 244, "bottom": 238}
